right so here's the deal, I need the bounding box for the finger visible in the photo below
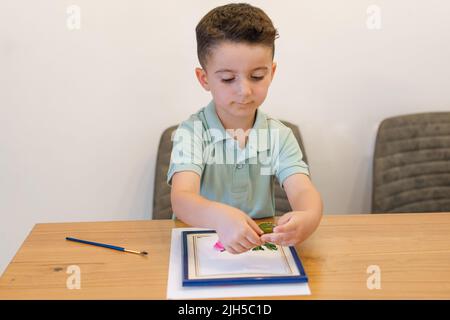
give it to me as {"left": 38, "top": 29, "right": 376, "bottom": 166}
{"left": 276, "top": 213, "right": 293, "bottom": 226}
{"left": 245, "top": 229, "right": 263, "bottom": 246}
{"left": 240, "top": 238, "right": 261, "bottom": 250}
{"left": 274, "top": 222, "right": 297, "bottom": 233}
{"left": 246, "top": 218, "right": 264, "bottom": 235}
{"left": 225, "top": 245, "right": 238, "bottom": 255}
{"left": 246, "top": 234, "right": 262, "bottom": 246}
{"left": 237, "top": 237, "right": 255, "bottom": 250}
{"left": 261, "top": 232, "right": 291, "bottom": 245}
{"left": 244, "top": 220, "right": 264, "bottom": 245}
{"left": 233, "top": 242, "right": 249, "bottom": 254}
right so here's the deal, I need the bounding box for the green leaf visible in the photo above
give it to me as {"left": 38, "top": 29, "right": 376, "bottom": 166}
{"left": 258, "top": 222, "right": 275, "bottom": 234}
{"left": 252, "top": 246, "right": 264, "bottom": 251}
{"left": 263, "top": 242, "right": 278, "bottom": 251}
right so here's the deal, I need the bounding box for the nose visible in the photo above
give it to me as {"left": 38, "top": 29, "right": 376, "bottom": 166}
{"left": 237, "top": 78, "right": 252, "bottom": 98}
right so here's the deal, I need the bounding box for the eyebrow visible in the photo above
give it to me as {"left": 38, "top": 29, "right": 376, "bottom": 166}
{"left": 214, "top": 67, "right": 268, "bottom": 74}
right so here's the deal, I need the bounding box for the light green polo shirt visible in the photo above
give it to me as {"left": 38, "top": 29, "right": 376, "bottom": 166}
{"left": 167, "top": 100, "right": 309, "bottom": 219}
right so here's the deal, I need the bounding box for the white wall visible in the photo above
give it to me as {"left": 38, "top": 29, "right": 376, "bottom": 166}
{"left": 1, "top": 0, "right": 449, "bottom": 274}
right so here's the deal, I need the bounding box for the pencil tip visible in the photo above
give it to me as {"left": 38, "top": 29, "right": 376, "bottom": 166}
{"left": 141, "top": 251, "right": 148, "bottom": 255}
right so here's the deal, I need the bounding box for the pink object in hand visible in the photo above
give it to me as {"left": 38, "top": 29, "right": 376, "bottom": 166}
{"left": 213, "top": 241, "right": 225, "bottom": 252}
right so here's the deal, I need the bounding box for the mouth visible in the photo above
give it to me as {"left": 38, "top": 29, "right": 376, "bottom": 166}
{"left": 235, "top": 101, "right": 253, "bottom": 106}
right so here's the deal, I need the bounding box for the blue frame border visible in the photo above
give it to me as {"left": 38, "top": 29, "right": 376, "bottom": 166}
{"left": 182, "top": 230, "right": 308, "bottom": 287}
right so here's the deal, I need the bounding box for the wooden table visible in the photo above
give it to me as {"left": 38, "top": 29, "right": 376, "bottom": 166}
{"left": 1, "top": 213, "right": 449, "bottom": 299}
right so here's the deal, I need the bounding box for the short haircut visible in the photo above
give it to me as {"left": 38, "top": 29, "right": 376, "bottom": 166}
{"left": 196, "top": 3, "right": 279, "bottom": 69}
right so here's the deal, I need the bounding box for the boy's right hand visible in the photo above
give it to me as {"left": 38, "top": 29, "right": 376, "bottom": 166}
{"left": 214, "top": 207, "right": 264, "bottom": 254}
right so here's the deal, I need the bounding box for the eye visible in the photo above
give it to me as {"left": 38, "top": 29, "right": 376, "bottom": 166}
{"left": 221, "top": 78, "right": 235, "bottom": 83}
{"left": 251, "top": 76, "right": 265, "bottom": 81}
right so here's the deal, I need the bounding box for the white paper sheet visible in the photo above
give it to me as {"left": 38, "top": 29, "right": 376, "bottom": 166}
{"left": 187, "top": 232, "right": 299, "bottom": 279}
{"left": 166, "top": 228, "right": 311, "bottom": 299}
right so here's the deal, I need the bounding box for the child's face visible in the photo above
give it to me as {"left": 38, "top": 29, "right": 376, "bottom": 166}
{"left": 195, "top": 41, "right": 277, "bottom": 120}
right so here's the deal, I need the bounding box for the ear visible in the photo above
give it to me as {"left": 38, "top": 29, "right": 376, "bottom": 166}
{"left": 195, "top": 67, "right": 210, "bottom": 91}
{"left": 270, "top": 62, "right": 277, "bottom": 81}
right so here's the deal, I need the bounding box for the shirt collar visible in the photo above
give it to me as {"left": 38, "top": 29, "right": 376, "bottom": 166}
{"left": 204, "top": 100, "right": 269, "bottom": 152}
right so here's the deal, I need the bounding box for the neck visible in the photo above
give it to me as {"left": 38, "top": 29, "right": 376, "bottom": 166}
{"left": 215, "top": 108, "right": 256, "bottom": 132}
{"left": 214, "top": 107, "right": 257, "bottom": 149}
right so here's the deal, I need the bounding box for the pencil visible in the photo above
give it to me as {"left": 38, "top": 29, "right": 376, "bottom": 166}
{"left": 66, "top": 237, "right": 148, "bottom": 255}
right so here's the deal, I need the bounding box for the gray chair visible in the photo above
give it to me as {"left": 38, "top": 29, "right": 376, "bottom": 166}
{"left": 372, "top": 112, "right": 450, "bottom": 213}
{"left": 152, "top": 121, "right": 308, "bottom": 219}
{"left": 274, "top": 122, "right": 309, "bottom": 216}
{"left": 153, "top": 125, "right": 178, "bottom": 220}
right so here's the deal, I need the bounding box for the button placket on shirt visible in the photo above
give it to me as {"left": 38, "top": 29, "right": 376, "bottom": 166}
{"left": 228, "top": 139, "right": 249, "bottom": 193}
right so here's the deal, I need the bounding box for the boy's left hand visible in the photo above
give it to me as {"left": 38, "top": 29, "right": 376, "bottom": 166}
{"left": 260, "top": 211, "right": 317, "bottom": 246}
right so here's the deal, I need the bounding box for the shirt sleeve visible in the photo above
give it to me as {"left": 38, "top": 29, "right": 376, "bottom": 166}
{"left": 274, "top": 128, "right": 310, "bottom": 188}
{"left": 166, "top": 119, "right": 205, "bottom": 186}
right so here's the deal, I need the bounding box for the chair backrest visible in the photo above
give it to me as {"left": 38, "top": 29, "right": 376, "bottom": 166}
{"left": 372, "top": 112, "right": 450, "bottom": 213}
{"left": 274, "top": 121, "right": 308, "bottom": 216}
{"left": 153, "top": 125, "right": 178, "bottom": 220}
{"left": 152, "top": 121, "right": 308, "bottom": 219}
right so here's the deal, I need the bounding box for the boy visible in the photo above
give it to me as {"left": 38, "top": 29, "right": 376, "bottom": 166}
{"left": 167, "top": 3, "right": 322, "bottom": 254}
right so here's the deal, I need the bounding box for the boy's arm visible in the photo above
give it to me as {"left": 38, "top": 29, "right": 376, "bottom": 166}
{"left": 171, "top": 171, "right": 263, "bottom": 254}
{"left": 261, "top": 173, "right": 323, "bottom": 246}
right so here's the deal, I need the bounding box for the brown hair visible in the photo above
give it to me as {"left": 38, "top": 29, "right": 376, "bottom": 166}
{"left": 196, "top": 3, "right": 279, "bottom": 69}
